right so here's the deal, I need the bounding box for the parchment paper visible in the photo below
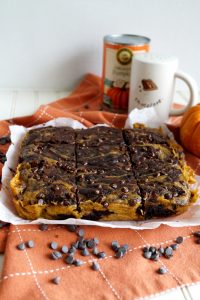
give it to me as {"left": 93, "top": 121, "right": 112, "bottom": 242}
{"left": 0, "top": 110, "right": 199, "bottom": 229}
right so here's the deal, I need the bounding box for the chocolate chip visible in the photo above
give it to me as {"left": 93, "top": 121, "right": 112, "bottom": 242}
{"left": 38, "top": 199, "right": 44, "bottom": 205}
{"left": 87, "top": 239, "right": 95, "bottom": 249}
{"left": 194, "top": 231, "right": 200, "bottom": 237}
{"left": 158, "top": 247, "right": 165, "bottom": 255}
{"left": 78, "top": 241, "right": 86, "bottom": 250}
{"left": 176, "top": 236, "right": 184, "bottom": 244}
{"left": 143, "top": 251, "right": 152, "bottom": 259}
{"left": 92, "top": 261, "right": 100, "bottom": 271}
{"left": 81, "top": 248, "right": 89, "bottom": 256}
{"left": 97, "top": 251, "right": 106, "bottom": 259}
{"left": 0, "top": 137, "right": 8, "bottom": 145}
{"left": 27, "top": 240, "right": 35, "bottom": 248}
{"left": 17, "top": 243, "right": 26, "bottom": 250}
{"left": 111, "top": 241, "right": 119, "bottom": 252}
{"left": 121, "top": 244, "right": 129, "bottom": 251}
{"left": 39, "top": 223, "right": 48, "bottom": 231}
{"left": 51, "top": 251, "right": 62, "bottom": 260}
{"left": 50, "top": 242, "right": 58, "bottom": 250}
{"left": 93, "top": 247, "right": 99, "bottom": 256}
{"left": 67, "top": 225, "right": 77, "bottom": 232}
{"left": 61, "top": 245, "right": 68, "bottom": 254}
{"left": 149, "top": 246, "right": 156, "bottom": 253}
{"left": 143, "top": 246, "right": 150, "bottom": 253}
{"left": 65, "top": 255, "right": 74, "bottom": 264}
{"left": 115, "top": 250, "right": 124, "bottom": 258}
{"left": 78, "top": 229, "right": 85, "bottom": 237}
{"left": 68, "top": 246, "right": 77, "bottom": 254}
{"left": 158, "top": 267, "right": 168, "bottom": 275}
{"left": 111, "top": 183, "right": 118, "bottom": 189}
{"left": 151, "top": 252, "right": 159, "bottom": 261}
{"left": 121, "top": 187, "right": 129, "bottom": 193}
{"left": 164, "top": 247, "right": 173, "bottom": 258}
{"left": 73, "top": 259, "right": 84, "bottom": 266}
{"left": 52, "top": 276, "right": 61, "bottom": 285}
{"left": 171, "top": 243, "right": 178, "bottom": 250}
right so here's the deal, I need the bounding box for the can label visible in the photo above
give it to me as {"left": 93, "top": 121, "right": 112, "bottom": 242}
{"left": 103, "top": 43, "right": 149, "bottom": 113}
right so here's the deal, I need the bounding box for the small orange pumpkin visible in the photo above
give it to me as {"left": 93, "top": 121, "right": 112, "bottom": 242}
{"left": 180, "top": 104, "right": 200, "bottom": 157}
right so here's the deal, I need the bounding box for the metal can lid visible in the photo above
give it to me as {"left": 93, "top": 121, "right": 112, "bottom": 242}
{"left": 104, "top": 34, "right": 150, "bottom": 46}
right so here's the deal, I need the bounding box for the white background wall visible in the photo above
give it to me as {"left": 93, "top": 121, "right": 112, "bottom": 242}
{"left": 0, "top": 0, "right": 200, "bottom": 90}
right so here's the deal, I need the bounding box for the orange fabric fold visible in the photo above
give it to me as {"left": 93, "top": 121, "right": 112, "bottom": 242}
{"left": 0, "top": 73, "right": 200, "bottom": 299}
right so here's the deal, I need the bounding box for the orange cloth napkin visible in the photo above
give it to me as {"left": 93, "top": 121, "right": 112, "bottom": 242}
{"left": 0, "top": 73, "right": 200, "bottom": 300}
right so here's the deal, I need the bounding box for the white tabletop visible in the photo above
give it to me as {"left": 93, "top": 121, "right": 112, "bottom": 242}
{"left": 0, "top": 89, "right": 199, "bottom": 300}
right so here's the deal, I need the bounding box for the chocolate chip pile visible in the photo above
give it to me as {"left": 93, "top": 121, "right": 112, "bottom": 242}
{"left": 16, "top": 224, "right": 129, "bottom": 284}
{"left": 15, "top": 224, "right": 200, "bottom": 284}
{"left": 142, "top": 234, "right": 199, "bottom": 275}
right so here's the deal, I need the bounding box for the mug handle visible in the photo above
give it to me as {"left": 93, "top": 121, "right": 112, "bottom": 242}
{"left": 170, "top": 70, "right": 199, "bottom": 116}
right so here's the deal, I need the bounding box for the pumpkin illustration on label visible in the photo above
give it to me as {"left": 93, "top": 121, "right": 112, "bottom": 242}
{"left": 141, "top": 79, "right": 158, "bottom": 91}
{"left": 107, "top": 82, "right": 129, "bottom": 110}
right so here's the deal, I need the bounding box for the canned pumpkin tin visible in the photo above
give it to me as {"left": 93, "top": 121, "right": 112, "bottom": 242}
{"left": 102, "top": 34, "right": 150, "bottom": 113}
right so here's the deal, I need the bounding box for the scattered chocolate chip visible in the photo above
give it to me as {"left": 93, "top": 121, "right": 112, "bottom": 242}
{"left": 143, "top": 251, "right": 152, "bottom": 259}
{"left": 0, "top": 137, "right": 8, "bottom": 145}
{"left": 52, "top": 276, "right": 61, "bottom": 285}
{"left": 61, "top": 245, "right": 68, "bottom": 254}
{"left": 111, "top": 241, "right": 119, "bottom": 252}
{"left": 68, "top": 246, "right": 77, "bottom": 254}
{"left": 176, "top": 236, "right": 183, "bottom": 244}
{"left": 151, "top": 252, "right": 159, "bottom": 261}
{"left": 164, "top": 246, "right": 173, "bottom": 258}
{"left": 87, "top": 239, "right": 95, "bottom": 249}
{"left": 51, "top": 251, "right": 62, "bottom": 260}
{"left": 121, "top": 244, "right": 129, "bottom": 251}
{"left": 97, "top": 251, "right": 106, "bottom": 259}
{"left": 67, "top": 225, "right": 77, "bottom": 232}
{"left": 39, "top": 223, "right": 48, "bottom": 231}
{"left": 92, "top": 261, "right": 100, "bottom": 271}
{"left": 17, "top": 243, "right": 26, "bottom": 250}
{"left": 158, "top": 267, "right": 168, "bottom": 274}
{"left": 27, "top": 240, "right": 35, "bottom": 248}
{"left": 158, "top": 247, "right": 165, "bottom": 255}
{"left": 84, "top": 104, "right": 89, "bottom": 109}
{"left": 50, "top": 242, "right": 58, "bottom": 250}
{"left": 81, "top": 248, "right": 89, "bottom": 256}
{"left": 171, "top": 243, "right": 178, "bottom": 250}
{"left": 93, "top": 247, "right": 99, "bottom": 256}
{"left": 73, "top": 259, "right": 84, "bottom": 267}
{"left": 65, "top": 255, "right": 74, "bottom": 264}
{"left": 78, "top": 229, "right": 85, "bottom": 237}
{"left": 143, "top": 246, "right": 150, "bottom": 253}
{"left": 149, "top": 246, "right": 156, "bottom": 253}
{"left": 115, "top": 250, "right": 124, "bottom": 258}
{"left": 194, "top": 231, "right": 200, "bottom": 237}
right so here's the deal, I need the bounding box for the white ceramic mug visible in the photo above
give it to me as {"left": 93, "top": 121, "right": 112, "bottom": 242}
{"left": 128, "top": 53, "right": 198, "bottom": 120}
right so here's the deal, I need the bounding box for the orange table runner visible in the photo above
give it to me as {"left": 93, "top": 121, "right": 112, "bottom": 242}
{"left": 0, "top": 74, "right": 200, "bottom": 300}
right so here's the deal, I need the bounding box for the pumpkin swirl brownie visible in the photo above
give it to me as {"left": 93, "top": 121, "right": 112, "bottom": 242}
{"left": 10, "top": 125, "right": 196, "bottom": 220}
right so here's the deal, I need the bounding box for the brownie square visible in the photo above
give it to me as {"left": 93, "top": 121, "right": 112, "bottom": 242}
{"left": 76, "top": 126, "right": 125, "bottom": 147}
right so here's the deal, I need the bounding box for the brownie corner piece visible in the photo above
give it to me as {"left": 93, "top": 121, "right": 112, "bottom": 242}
{"left": 22, "top": 126, "right": 75, "bottom": 146}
